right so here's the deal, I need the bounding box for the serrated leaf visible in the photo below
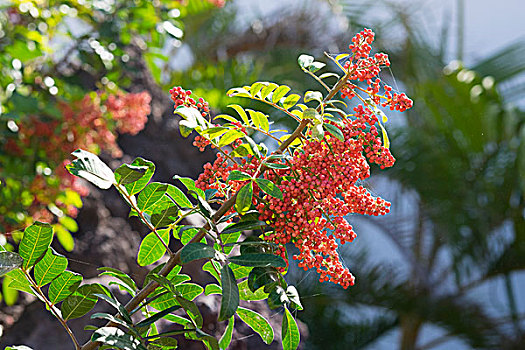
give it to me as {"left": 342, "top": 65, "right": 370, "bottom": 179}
{"left": 137, "top": 183, "right": 168, "bottom": 212}
{"left": 115, "top": 164, "right": 148, "bottom": 185}
{"left": 92, "top": 327, "right": 144, "bottom": 350}
{"left": 0, "top": 251, "right": 23, "bottom": 277}
{"left": 48, "top": 270, "right": 82, "bottom": 304}
{"left": 219, "top": 265, "right": 239, "bottom": 321}
{"left": 324, "top": 123, "right": 345, "bottom": 142}
{"left": 19, "top": 221, "right": 53, "bottom": 270}
{"left": 219, "top": 316, "right": 234, "bottom": 350}
{"left": 282, "top": 307, "right": 300, "bottom": 350}
{"left": 66, "top": 149, "right": 115, "bottom": 189}
{"left": 272, "top": 85, "right": 291, "bottom": 104}
{"left": 237, "top": 307, "right": 274, "bottom": 344}
{"left": 255, "top": 178, "right": 283, "bottom": 199}
{"left": 124, "top": 158, "right": 155, "bottom": 195}
{"left": 235, "top": 183, "right": 253, "bottom": 215}
{"left": 218, "top": 129, "right": 245, "bottom": 148}
{"left": 137, "top": 228, "right": 170, "bottom": 266}
{"left": 227, "top": 104, "right": 250, "bottom": 124}
{"left": 180, "top": 242, "right": 216, "bottom": 264}
{"left": 34, "top": 248, "right": 67, "bottom": 286}
{"left": 229, "top": 253, "right": 286, "bottom": 268}
{"left": 282, "top": 94, "right": 301, "bottom": 110}
{"left": 61, "top": 284, "right": 99, "bottom": 320}
{"left": 227, "top": 170, "right": 252, "bottom": 182}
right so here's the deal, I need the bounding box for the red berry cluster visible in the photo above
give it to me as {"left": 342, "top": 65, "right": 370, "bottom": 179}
{"left": 340, "top": 29, "right": 413, "bottom": 112}
{"left": 2, "top": 90, "right": 151, "bottom": 232}
{"left": 170, "top": 86, "right": 210, "bottom": 117}
{"left": 106, "top": 91, "right": 151, "bottom": 135}
{"left": 189, "top": 28, "right": 411, "bottom": 289}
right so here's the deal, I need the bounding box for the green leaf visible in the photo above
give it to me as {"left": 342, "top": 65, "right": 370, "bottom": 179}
{"left": 66, "top": 149, "right": 115, "bottom": 189}
{"left": 237, "top": 307, "right": 274, "bottom": 344}
{"left": 319, "top": 72, "right": 340, "bottom": 80}
{"left": 308, "top": 61, "right": 326, "bottom": 72}
{"left": 54, "top": 224, "right": 75, "bottom": 252}
{"left": 235, "top": 183, "right": 253, "bottom": 215}
{"left": 282, "top": 94, "right": 301, "bottom": 110}
{"left": 304, "top": 91, "right": 323, "bottom": 103}
{"left": 147, "top": 337, "right": 178, "bottom": 350}
{"left": 98, "top": 267, "right": 137, "bottom": 296}
{"left": 218, "top": 130, "right": 245, "bottom": 148}
{"left": 219, "top": 316, "right": 235, "bottom": 350}
{"left": 34, "top": 248, "right": 67, "bottom": 287}
{"left": 263, "top": 162, "right": 289, "bottom": 170}
{"left": 91, "top": 312, "right": 133, "bottom": 331}
{"left": 298, "top": 54, "right": 314, "bottom": 69}
{"left": 219, "top": 264, "right": 239, "bottom": 321}
{"left": 173, "top": 176, "right": 205, "bottom": 199}
{"left": 58, "top": 216, "right": 78, "bottom": 232}
{"left": 238, "top": 279, "right": 268, "bottom": 301}
{"left": 61, "top": 284, "right": 99, "bottom": 320}
{"left": 221, "top": 220, "right": 267, "bottom": 235}
{"left": 229, "top": 254, "right": 286, "bottom": 268}
{"left": 166, "top": 184, "right": 193, "bottom": 209}
{"left": 227, "top": 170, "right": 252, "bottom": 182}
{"left": 124, "top": 158, "right": 155, "bottom": 195}
{"left": 227, "top": 104, "right": 250, "bottom": 124}
{"left": 249, "top": 82, "right": 265, "bottom": 97}
{"left": 286, "top": 286, "right": 303, "bottom": 311}
{"left": 137, "top": 228, "right": 170, "bottom": 266}
{"left": 255, "top": 178, "right": 283, "bottom": 199}
{"left": 0, "top": 251, "right": 23, "bottom": 277}
{"left": 151, "top": 206, "right": 179, "bottom": 228}
{"left": 6, "top": 269, "right": 33, "bottom": 295}
{"left": 205, "top": 283, "right": 222, "bottom": 295}
{"left": 272, "top": 86, "right": 291, "bottom": 104}
{"left": 48, "top": 270, "right": 82, "bottom": 304}
{"left": 5, "top": 346, "right": 34, "bottom": 350}
{"left": 202, "top": 260, "right": 221, "bottom": 282}
{"left": 92, "top": 327, "right": 144, "bottom": 350}
{"left": 19, "top": 221, "right": 53, "bottom": 270}
{"left": 282, "top": 307, "right": 300, "bottom": 350}
{"left": 177, "top": 296, "right": 203, "bottom": 327}
{"left": 177, "top": 283, "right": 204, "bottom": 301}
{"left": 324, "top": 123, "right": 345, "bottom": 142}
{"left": 137, "top": 183, "right": 168, "bottom": 212}
{"left": 180, "top": 242, "right": 216, "bottom": 264}
{"left": 219, "top": 230, "right": 241, "bottom": 254}
{"left": 2, "top": 275, "right": 19, "bottom": 305}
{"left": 248, "top": 267, "right": 279, "bottom": 293}
{"left": 115, "top": 164, "right": 148, "bottom": 185}
{"left": 260, "top": 83, "right": 279, "bottom": 99}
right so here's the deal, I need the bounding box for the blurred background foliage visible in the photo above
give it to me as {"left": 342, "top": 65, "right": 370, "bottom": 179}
{"left": 1, "top": 0, "right": 524, "bottom": 349}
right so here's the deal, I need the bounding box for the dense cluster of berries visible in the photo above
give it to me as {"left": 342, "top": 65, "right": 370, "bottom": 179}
{"left": 2, "top": 90, "right": 151, "bottom": 232}
{"left": 106, "top": 92, "right": 151, "bottom": 135}
{"left": 170, "top": 86, "right": 210, "bottom": 117}
{"left": 340, "top": 29, "right": 413, "bottom": 112}
{"left": 187, "top": 28, "right": 412, "bottom": 289}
